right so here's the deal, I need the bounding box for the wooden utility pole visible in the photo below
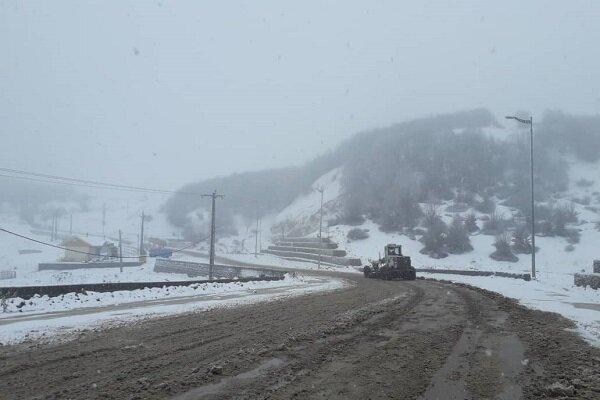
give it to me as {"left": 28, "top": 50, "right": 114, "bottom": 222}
{"left": 102, "top": 203, "right": 106, "bottom": 239}
{"left": 258, "top": 218, "right": 262, "bottom": 253}
{"left": 69, "top": 214, "right": 73, "bottom": 235}
{"left": 140, "top": 211, "right": 145, "bottom": 256}
{"left": 202, "top": 190, "right": 224, "bottom": 280}
{"left": 119, "top": 229, "right": 123, "bottom": 273}
{"left": 254, "top": 211, "right": 259, "bottom": 258}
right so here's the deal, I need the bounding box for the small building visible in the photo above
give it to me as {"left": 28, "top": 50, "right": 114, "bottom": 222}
{"left": 61, "top": 236, "right": 117, "bottom": 262}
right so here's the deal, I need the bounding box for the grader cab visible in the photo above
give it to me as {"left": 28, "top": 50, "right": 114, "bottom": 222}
{"left": 363, "top": 244, "right": 416, "bottom": 280}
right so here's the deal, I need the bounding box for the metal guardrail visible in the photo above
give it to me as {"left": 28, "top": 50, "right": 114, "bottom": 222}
{"left": 154, "top": 258, "right": 285, "bottom": 279}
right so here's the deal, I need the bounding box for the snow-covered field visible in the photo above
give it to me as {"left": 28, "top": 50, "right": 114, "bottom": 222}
{"left": 0, "top": 273, "right": 347, "bottom": 345}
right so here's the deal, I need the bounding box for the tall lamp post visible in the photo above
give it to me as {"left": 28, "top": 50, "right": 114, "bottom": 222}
{"left": 505, "top": 115, "right": 536, "bottom": 279}
{"left": 316, "top": 186, "right": 324, "bottom": 269}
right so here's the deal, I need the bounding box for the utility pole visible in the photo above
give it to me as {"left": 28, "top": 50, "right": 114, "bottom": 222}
{"left": 317, "top": 186, "right": 324, "bottom": 269}
{"left": 102, "top": 203, "right": 106, "bottom": 239}
{"left": 140, "top": 211, "right": 145, "bottom": 256}
{"left": 258, "top": 218, "right": 262, "bottom": 253}
{"left": 50, "top": 214, "right": 55, "bottom": 242}
{"left": 254, "top": 210, "right": 259, "bottom": 258}
{"left": 118, "top": 229, "right": 123, "bottom": 273}
{"left": 201, "top": 190, "right": 224, "bottom": 280}
{"left": 69, "top": 213, "right": 73, "bottom": 235}
{"left": 529, "top": 116, "right": 536, "bottom": 279}
{"left": 505, "top": 115, "right": 536, "bottom": 279}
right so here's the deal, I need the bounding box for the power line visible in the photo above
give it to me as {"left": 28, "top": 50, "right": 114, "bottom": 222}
{"left": 0, "top": 167, "right": 206, "bottom": 196}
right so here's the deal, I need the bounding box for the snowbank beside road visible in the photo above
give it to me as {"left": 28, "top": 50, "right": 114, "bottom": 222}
{"left": 0, "top": 273, "right": 347, "bottom": 345}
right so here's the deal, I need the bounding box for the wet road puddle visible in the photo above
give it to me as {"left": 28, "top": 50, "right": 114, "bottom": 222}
{"left": 171, "top": 357, "right": 286, "bottom": 399}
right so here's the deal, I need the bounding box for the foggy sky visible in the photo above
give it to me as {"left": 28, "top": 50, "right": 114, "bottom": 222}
{"left": 2, "top": 1, "right": 600, "bottom": 189}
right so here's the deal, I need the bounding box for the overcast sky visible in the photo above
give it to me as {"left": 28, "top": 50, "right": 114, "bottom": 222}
{"left": 2, "top": 1, "right": 600, "bottom": 189}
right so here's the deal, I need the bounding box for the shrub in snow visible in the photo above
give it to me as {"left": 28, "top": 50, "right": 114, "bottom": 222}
{"left": 445, "top": 217, "right": 473, "bottom": 254}
{"left": 377, "top": 193, "right": 422, "bottom": 232}
{"left": 481, "top": 211, "right": 505, "bottom": 235}
{"left": 565, "top": 244, "right": 575, "bottom": 252}
{"left": 490, "top": 233, "right": 518, "bottom": 262}
{"left": 423, "top": 202, "right": 442, "bottom": 229}
{"left": 565, "top": 228, "right": 581, "bottom": 244}
{"left": 535, "top": 203, "right": 579, "bottom": 238}
{"left": 464, "top": 212, "right": 479, "bottom": 233}
{"left": 511, "top": 226, "right": 533, "bottom": 254}
{"left": 346, "top": 228, "right": 369, "bottom": 241}
{"left": 420, "top": 219, "right": 448, "bottom": 259}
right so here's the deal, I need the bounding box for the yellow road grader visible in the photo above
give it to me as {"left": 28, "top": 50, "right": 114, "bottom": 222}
{"left": 363, "top": 244, "right": 416, "bottom": 280}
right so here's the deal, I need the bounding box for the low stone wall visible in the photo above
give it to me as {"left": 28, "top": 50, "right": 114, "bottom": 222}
{"left": 274, "top": 241, "right": 338, "bottom": 250}
{"left": 0, "top": 276, "right": 284, "bottom": 300}
{"left": 416, "top": 268, "right": 531, "bottom": 281}
{"left": 262, "top": 249, "right": 361, "bottom": 266}
{"left": 281, "top": 237, "right": 332, "bottom": 243}
{"left": 268, "top": 245, "right": 347, "bottom": 257}
{"left": 574, "top": 273, "right": 600, "bottom": 290}
{"left": 154, "top": 258, "right": 285, "bottom": 279}
{"left": 38, "top": 261, "right": 143, "bottom": 271}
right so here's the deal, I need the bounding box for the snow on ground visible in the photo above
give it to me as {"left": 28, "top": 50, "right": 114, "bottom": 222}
{"left": 274, "top": 167, "right": 341, "bottom": 224}
{"left": 0, "top": 273, "right": 347, "bottom": 345}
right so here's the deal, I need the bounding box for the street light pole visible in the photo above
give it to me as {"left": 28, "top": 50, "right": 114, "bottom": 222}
{"left": 317, "top": 187, "right": 324, "bottom": 269}
{"left": 505, "top": 115, "right": 536, "bottom": 279}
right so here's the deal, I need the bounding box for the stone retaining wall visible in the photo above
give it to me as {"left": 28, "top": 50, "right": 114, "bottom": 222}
{"left": 38, "top": 261, "right": 143, "bottom": 271}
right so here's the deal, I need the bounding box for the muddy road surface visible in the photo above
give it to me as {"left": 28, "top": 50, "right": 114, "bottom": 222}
{"left": 1, "top": 273, "right": 599, "bottom": 399}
